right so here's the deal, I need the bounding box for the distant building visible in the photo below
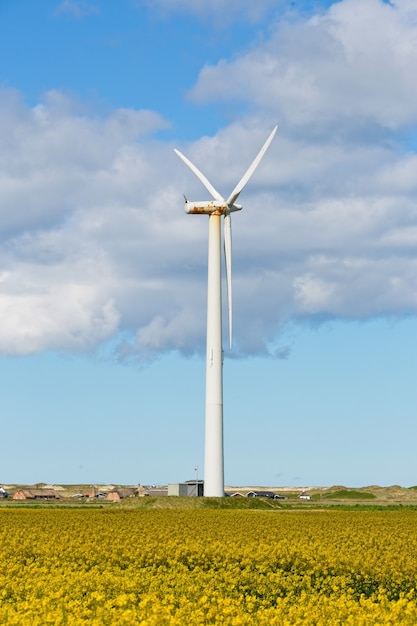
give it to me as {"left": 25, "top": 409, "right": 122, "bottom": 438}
{"left": 185, "top": 480, "right": 204, "bottom": 497}
{"left": 13, "top": 488, "right": 60, "bottom": 500}
{"left": 247, "top": 490, "right": 277, "bottom": 499}
{"left": 168, "top": 481, "right": 204, "bottom": 497}
{"left": 105, "top": 488, "right": 137, "bottom": 502}
{"left": 168, "top": 483, "right": 189, "bottom": 497}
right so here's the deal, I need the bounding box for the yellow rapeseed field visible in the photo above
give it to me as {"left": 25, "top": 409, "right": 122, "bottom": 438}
{"left": 0, "top": 508, "right": 416, "bottom": 624}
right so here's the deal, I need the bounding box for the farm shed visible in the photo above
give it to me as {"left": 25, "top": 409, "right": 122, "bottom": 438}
{"left": 105, "top": 488, "right": 137, "bottom": 502}
{"left": 247, "top": 490, "right": 277, "bottom": 499}
{"left": 168, "top": 483, "right": 188, "bottom": 497}
{"left": 168, "top": 481, "right": 204, "bottom": 496}
{"left": 13, "top": 488, "right": 60, "bottom": 500}
{"left": 185, "top": 480, "right": 204, "bottom": 497}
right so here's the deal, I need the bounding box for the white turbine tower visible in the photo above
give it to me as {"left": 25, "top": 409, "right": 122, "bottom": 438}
{"left": 174, "top": 126, "right": 277, "bottom": 496}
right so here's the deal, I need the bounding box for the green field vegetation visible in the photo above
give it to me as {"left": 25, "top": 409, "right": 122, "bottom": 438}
{"left": 315, "top": 489, "right": 376, "bottom": 500}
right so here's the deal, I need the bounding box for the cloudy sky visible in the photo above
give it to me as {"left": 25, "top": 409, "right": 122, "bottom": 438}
{"left": 0, "top": 0, "right": 416, "bottom": 487}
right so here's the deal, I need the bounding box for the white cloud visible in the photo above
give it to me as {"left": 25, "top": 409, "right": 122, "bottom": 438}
{"left": 0, "top": 287, "right": 119, "bottom": 356}
{"left": 1, "top": 0, "right": 416, "bottom": 358}
{"left": 0, "top": 89, "right": 168, "bottom": 238}
{"left": 189, "top": 0, "right": 417, "bottom": 133}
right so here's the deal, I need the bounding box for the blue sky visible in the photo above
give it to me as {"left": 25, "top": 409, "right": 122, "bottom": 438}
{"left": 0, "top": 0, "right": 416, "bottom": 488}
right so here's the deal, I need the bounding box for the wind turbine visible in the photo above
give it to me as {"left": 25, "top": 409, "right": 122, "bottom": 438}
{"left": 174, "top": 126, "right": 277, "bottom": 497}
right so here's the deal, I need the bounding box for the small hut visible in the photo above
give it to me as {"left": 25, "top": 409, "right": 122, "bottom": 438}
{"left": 13, "top": 488, "right": 60, "bottom": 500}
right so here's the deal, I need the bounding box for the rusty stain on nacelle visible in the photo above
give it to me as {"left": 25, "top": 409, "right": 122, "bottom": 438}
{"left": 185, "top": 201, "right": 242, "bottom": 215}
{"left": 185, "top": 200, "right": 227, "bottom": 215}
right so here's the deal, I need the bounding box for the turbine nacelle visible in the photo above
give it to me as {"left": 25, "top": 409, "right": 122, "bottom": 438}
{"left": 184, "top": 200, "right": 242, "bottom": 215}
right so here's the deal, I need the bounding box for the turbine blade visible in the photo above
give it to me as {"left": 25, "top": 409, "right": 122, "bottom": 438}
{"left": 224, "top": 212, "right": 232, "bottom": 349}
{"left": 226, "top": 125, "right": 278, "bottom": 207}
{"left": 174, "top": 148, "right": 224, "bottom": 202}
